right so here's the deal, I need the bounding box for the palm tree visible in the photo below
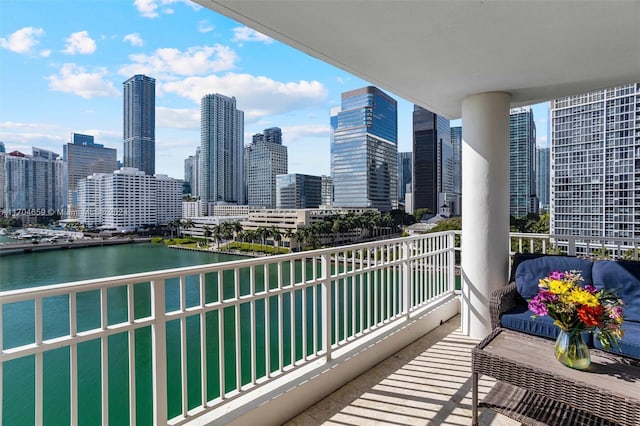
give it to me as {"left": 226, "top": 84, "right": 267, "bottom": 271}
{"left": 202, "top": 225, "right": 212, "bottom": 246}
{"left": 212, "top": 224, "right": 222, "bottom": 249}
{"left": 231, "top": 221, "right": 243, "bottom": 241}
{"left": 270, "top": 226, "right": 282, "bottom": 252}
{"left": 180, "top": 218, "right": 194, "bottom": 237}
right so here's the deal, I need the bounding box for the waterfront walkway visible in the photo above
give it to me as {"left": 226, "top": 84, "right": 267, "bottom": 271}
{"left": 285, "top": 316, "right": 517, "bottom": 426}
{"left": 0, "top": 237, "right": 151, "bottom": 256}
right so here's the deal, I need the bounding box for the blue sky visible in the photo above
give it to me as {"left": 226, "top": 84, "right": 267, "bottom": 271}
{"left": 0, "top": 0, "right": 549, "bottom": 180}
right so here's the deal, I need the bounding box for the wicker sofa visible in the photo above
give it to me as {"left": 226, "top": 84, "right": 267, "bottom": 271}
{"left": 490, "top": 253, "right": 640, "bottom": 360}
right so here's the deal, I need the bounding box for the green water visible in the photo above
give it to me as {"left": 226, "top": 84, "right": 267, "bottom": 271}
{"left": 2, "top": 244, "right": 388, "bottom": 425}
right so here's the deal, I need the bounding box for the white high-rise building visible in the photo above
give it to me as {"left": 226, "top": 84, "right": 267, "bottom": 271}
{"left": 550, "top": 83, "right": 640, "bottom": 240}
{"left": 247, "top": 127, "right": 287, "bottom": 208}
{"left": 155, "top": 174, "right": 183, "bottom": 225}
{"left": 3, "top": 148, "right": 64, "bottom": 215}
{"left": 77, "top": 168, "right": 182, "bottom": 231}
{"left": 200, "top": 94, "right": 244, "bottom": 214}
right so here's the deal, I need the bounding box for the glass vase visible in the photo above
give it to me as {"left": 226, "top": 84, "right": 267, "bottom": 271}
{"left": 555, "top": 329, "right": 591, "bottom": 370}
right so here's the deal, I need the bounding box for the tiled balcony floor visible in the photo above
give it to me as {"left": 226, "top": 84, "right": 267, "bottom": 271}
{"left": 284, "top": 316, "right": 520, "bottom": 426}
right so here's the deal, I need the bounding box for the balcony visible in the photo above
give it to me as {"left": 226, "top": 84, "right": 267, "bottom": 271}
{"left": 1, "top": 232, "right": 637, "bottom": 425}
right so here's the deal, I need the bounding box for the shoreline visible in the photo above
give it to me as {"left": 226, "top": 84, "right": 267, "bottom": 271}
{"left": 0, "top": 237, "right": 151, "bottom": 257}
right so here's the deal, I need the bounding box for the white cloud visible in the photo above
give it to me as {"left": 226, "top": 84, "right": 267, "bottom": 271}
{"left": 63, "top": 31, "right": 96, "bottom": 55}
{"left": 40, "top": 49, "right": 52, "bottom": 57}
{"left": 119, "top": 45, "right": 237, "bottom": 79}
{"left": 281, "top": 124, "right": 330, "bottom": 143}
{"left": 156, "top": 106, "right": 199, "bottom": 129}
{"left": 198, "top": 20, "right": 214, "bottom": 33}
{"left": 123, "top": 33, "right": 144, "bottom": 47}
{"left": 0, "top": 27, "right": 45, "bottom": 54}
{"left": 162, "top": 73, "right": 328, "bottom": 122}
{"left": 47, "top": 63, "right": 119, "bottom": 99}
{"left": 232, "top": 26, "right": 273, "bottom": 45}
{"left": 134, "top": 0, "right": 200, "bottom": 18}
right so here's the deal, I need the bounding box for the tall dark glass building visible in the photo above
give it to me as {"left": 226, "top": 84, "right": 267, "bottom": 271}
{"left": 412, "top": 106, "right": 454, "bottom": 214}
{"left": 331, "top": 86, "right": 398, "bottom": 211}
{"left": 123, "top": 74, "right": 155, "bottom": 175}
{"left": 509, "top": 106, "right": 537, "bottom": 217}
{"left": 397, "top": 152, "right": 412, "bottom": 203}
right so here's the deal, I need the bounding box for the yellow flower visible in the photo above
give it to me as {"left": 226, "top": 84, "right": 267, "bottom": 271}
{"left": 566, "top": 287, "right": 599, "bottom": 307}
{"left": 548, "top": 279, "right": 572, "bottom": 295}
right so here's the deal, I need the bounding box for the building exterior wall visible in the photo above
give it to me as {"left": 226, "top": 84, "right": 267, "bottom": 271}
{"left": 64, "top": 133, "right": 117, "bottom": 215}
{"left": 536, "top": 147, "right": 550, "bottom": 211}
{"left": 276, "top": 173, "right": 322, "bottom": 209}
{"left": 450, "top": 126, "right": 463, "bottom": 195}
{"left": 413, "top": 106, "right": 453, "bottom": 214}
{"left": 247, "top": 128, "right": 287, "bottom": 208}
{"left": 321, "top": 175, "right": 333, "bottom": 207}
{"left": 4, "top": 149, "right": 64, "bottom": 215}
{"left": 550, "top": 82, "right": 639, "bottom": 240}
{"left": 77, "top": 168, "right": 182, "bottom": 231}
{"left": 331, "top": 86, "right": 398, "bottom": 211}
{"left": 200, "top": 93, "right": 244, "bottom": 213}
{"left": 509, "top": 106, "right": 538, "bottom": 217}
{"left": 123, "top": 74, "right": 155, "bottom": 175}
{"left": 155, "top": 174, "right": 183, "bottom": 225}
{"left": 397, "top": 151, "right": 412, "bottom": 203}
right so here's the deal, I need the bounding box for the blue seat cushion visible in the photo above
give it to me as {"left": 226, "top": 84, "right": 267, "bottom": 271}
{"left": 594, "top": 320, "right": 640, "bottom": 360}
{"left": 515, "top": 256, "right": 594, "bottom": 300}
{"left": 592, "top": 260, "right": 640, "bottom": 322}
{"left": 501, "top": 305, "right": 593, "bottom": 344}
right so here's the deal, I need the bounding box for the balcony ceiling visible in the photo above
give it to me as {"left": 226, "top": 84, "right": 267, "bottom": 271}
{"left": 194, "top": 0, "right": 640, "bottom": 119}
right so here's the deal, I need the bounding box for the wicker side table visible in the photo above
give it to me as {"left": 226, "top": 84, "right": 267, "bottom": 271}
{"left": 471, "top": 328, "right": 640, "bottom": 426}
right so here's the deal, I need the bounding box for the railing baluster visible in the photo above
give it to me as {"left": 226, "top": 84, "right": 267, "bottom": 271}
{"left": 151, "top": 279, "right": 168, "bottom": 425}
{"left": 321, "top": 253, "right": 331, "bottom": 361}
{"left": 100, "top": 288, "right": 109, "bottom": 425}
{"left": 35, "top": 297, "right": 43, "bottom": 426}
{"left": 128, "top": 284, "right": 136, "bottom": 425}
{"left": 179, "top": 275, "right": 188, "bottom": 416}
{"left": 199, "top": 273, "right": 207, "bottom": 409}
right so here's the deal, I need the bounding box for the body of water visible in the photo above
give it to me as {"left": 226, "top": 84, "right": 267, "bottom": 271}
{"left": 0, "top": 242, "right": 243, "bottom": 291}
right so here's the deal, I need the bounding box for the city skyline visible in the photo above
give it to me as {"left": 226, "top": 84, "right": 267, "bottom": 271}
{"left": 1, "top": 1, "right": 550, "bottom": 180}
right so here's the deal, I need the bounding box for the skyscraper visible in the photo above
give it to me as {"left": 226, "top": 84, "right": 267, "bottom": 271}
{"left": 247, "top": 127, "right": 287, "bottom": 208}
{"left": 450, "top": 126, "right": 463, "bottom": 195}
{"left": 509, "top": 106, "right": 538, "bottom": 217}
{"left": 276, "top": 173, "right": 322, "bottom": 209}
{"left": 4, "top": 148, "right": 64, "bottom": 215}
{"left": 331, "top": 86, "right": 398, "bottom": 211}
{"left": 550, "top": 83, "right": 640, "bottom": 240}
{"left": 200, "top": 93, "right": 244, "bottom": 213}
{"left": 536, "top": 147, "right": 550, "bottom": 211}
{"left": 397, "top": 152, "right": 412, "bottom": 203}
{"left": 123, "top": 74, "right": 155, "bottom": 175}
{"left": 64, "top": 133, "right": 118, "bottom": 215}
{"left": 412, "top": 106, "right": 454, "bottom": 214}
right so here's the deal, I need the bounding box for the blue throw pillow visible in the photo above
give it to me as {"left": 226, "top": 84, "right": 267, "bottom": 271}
{"left": 515, "top": 256, "right": 594, "bottom": 300}
{"left": 592, "top": 260, "right": 640, "bottom": 322}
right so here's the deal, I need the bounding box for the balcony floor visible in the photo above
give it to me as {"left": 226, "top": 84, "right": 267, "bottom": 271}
{"left": 284, "top": 316, "right": 520, "bottom": 426}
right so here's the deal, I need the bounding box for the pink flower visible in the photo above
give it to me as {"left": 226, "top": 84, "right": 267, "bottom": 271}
{"left": 548, "top": 270, "right": 564, "bottom": 280}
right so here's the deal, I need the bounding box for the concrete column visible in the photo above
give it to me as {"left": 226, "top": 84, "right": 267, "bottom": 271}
{"left": 460, "top": 92, "right": 511, "bottom": 338}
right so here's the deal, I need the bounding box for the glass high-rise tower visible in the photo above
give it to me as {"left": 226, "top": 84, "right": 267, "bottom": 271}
{"left": 331, "top": 86, "right": 398, "bottom": 211}
{"left": 123, "top": 75, "right": 155, "bottom": 176}
{"left": 536, "top": 147, "right": 550, "bottom": 211}
{"left": 200, "top": 93, "right": 244, "bottom": 213}
{"left": 247, "top": 127, "right": 287, "bottom": 208}
{"left": 509, "top": 106, "right": 538, "bottom": 217}
{"left": 551, "top": 83, "right": 639, "bottom": 240}
{"left": 412, "top": 106, "right": 454, "bottom": 214}
{"left": 397, "top": 152, "right": 412, "bottom": 203}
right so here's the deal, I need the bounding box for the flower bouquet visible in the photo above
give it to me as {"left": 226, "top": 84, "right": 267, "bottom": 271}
{"left": 528, "top": 270, "right": 624, "bottom": 369}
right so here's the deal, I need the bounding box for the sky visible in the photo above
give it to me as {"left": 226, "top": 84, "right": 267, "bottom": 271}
{"left": 0, "top": 0, "right": 549, "bottom": 180}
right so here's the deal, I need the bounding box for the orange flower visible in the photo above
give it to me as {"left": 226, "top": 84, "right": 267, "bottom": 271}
{"left": 577, "top": 305, "right": 603, "bottom": 327}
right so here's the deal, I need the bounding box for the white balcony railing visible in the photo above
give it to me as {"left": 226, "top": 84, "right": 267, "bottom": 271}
{"left": 0, "top": 232, "right": 457, "bottom": 425}
{"left": 2, "top": 231, "right": 637, "bottom": 425}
